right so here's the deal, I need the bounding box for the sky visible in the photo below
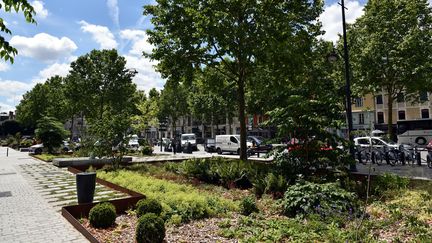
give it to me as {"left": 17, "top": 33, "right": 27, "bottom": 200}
{"left": 0, "top": 0, "right": 426, "bottom": 112}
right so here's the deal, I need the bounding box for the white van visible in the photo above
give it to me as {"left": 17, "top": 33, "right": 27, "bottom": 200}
{"left": 215, "top": 135, "right": 252, "bottom": 154}
{"left": 181, "top": 133, "right": 197, "bottom": 151}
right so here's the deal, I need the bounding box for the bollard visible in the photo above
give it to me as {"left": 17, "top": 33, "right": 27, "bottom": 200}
{"left": 357, "top": 151, "right": 362, "bottom": 164}
{"left": 417, "top": 152, "right": 422, "bottom": 166}
{"left": 6, "top": 147, "right": 8, "bottom": 157}
{"left": 415, "top": 147, "right": 421, "bottom": 166}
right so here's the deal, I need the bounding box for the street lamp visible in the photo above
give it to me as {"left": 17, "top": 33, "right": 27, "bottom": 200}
{"left": 328, "top": 0, "right": 356, "bottom": 172}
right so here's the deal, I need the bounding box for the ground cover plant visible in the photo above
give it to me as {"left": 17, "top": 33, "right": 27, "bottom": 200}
{"left": 97, "top": 168, "right": 238, "bottom": 224}
{"left": 86, "top": 160, "right": 432, "bottom": 242}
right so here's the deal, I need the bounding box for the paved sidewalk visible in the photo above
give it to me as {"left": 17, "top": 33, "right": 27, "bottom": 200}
{"left": 0, "top": 147, "right": 87, "bottom": 243}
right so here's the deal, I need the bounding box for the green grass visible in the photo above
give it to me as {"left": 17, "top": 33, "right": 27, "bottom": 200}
{"left": 33, "top": 153, "right": 73, "bottom": 162}
{"left": 97, "top": 169, "right": 238, "bottom": 225}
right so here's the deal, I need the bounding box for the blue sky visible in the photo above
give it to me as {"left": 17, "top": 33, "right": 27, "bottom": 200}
{"left": 0, "top": 0, "right": 404, "bottom": 112}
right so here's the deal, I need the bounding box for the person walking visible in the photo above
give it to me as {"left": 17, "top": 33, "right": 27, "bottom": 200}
{"left": 171, "top": 137, "right": 177, "bottom": 155}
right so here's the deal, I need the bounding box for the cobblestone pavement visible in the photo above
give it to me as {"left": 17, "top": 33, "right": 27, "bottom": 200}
{"left": 20, "top": 163, "right": 128, "bottom": 211}
{"left": 0, "top": 147, "right": 88, "bottom": 242}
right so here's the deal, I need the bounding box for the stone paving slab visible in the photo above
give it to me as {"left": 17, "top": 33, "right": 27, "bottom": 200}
{"left": 19, "top": 163, "right": 129, "bottom": 211}
{"left": 0, "top": 147, "right": 88, "bottom": 242}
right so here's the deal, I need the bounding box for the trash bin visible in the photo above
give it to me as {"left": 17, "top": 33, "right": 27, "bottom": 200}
{"left": 76, "top": 172, "right": 96, "bottom": 204}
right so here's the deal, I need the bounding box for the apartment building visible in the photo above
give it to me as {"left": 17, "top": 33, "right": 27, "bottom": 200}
{"left": 351, "top": 94, "right": 376, "bottom": 131}
{"left": 374, "top": 91, "right": 431, "bottom": 126}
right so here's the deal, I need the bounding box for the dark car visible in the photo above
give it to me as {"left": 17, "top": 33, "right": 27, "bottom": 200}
{"left": 247, "top": 136, "right": 273, "bottom": 153}
{"left": 204, "top": 138, "right": 216, "bottom": 153}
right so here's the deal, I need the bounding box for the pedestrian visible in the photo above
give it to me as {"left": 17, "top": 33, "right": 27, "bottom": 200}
{"left": 171, "top": 137, "right": 176, "bottom": 155}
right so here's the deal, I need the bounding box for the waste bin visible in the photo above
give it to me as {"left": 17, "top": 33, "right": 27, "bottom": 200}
{"left": 76, "top": 172, "right": 96, "bottom": 204}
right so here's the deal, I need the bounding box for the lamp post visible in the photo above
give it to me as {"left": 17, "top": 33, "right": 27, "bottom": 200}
{"left": 328, "top": 0, "right": 356, "bottom": 171}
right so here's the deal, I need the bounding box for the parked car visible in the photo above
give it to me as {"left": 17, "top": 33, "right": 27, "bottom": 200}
{"left": 29, "top": 143, "right": 44, "bottom": 155}
{"left": 181, "top": 133, "right": 198, "bottom": 151}
{"left": 215, "top": 135, "right": 252, "bottom": 155}
{"left": 127, "top": 134, "right": 140, "bottom": 150}
{"left": 354, "top": 136, "right": 399, "bottom": 149}
{"left": 247, "top": 136, "right": 273, "bottom": 153}
{"left": 204, "top": 138, "right": 216, "bottom": 152}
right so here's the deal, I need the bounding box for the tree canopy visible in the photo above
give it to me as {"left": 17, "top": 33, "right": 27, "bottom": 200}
{"left": 349, "top": 0, "right": 432, "bottom": 137}
{"left": 0, "top": 0, "right": 36, "bottom": 63}
{"left": 144, "top": 0, "right": 323, "bottom": 160}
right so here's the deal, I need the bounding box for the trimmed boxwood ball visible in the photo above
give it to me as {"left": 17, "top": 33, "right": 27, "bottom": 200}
{"left": 89, "top": 202, "right": 116, "bottom": 228}
{"left": 136, "top": 213, "right": 165, "bottom": 243}
{"left": 136, "top": 198, "right": 162, "bottom": 217}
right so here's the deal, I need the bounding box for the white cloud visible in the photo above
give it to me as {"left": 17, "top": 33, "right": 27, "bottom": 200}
{"left": 320, "top": 0, "right": 365, "bottom": 42}
{"left": 107, "top": 0, "right": 119, "bottom": 28}
{"left": 38, "top": 63, "right": 71, "bottom": 81}
{"left": 120, "top": 29, "right": 153, "bottom": 55}
{"left": 79, "top": 20, "right": 118, "bottom": 49}
{"left": 10, "top": 33, "right": 77, "bottom": 61}
{"left": 31, "top": 1, "right": 48, "bottom": 19}
{"left": 0, "top": 62, "right": 10, "bottom": 72}
{"left": 124, "top": 54, "right": 164, "bottom": 91}
{"left": 120, "top": 29, "right": 163, "bottom": 91}
{"left": 0, "top": 79, "right": 32, "bottom": 109}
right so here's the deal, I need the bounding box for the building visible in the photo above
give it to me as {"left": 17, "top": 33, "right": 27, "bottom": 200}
{"left": 351, "top": 94, "right": 376, "bottom": 131}
{"left": 374, "top": 91, "right": 431, "bottom": 127}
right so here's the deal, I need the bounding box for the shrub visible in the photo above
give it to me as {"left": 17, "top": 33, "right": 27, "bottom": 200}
{"left": 136, "top": 198, "right": 162, "bottom": 217}
{"left": 97, "top": 170, "right": 238, "bottom": 223}
{"left": 240, "top": 196, "right": 259, "bottom": 216}
{"left": 282, "top": 181, "right": 358, "bottom": 218}
{"left": 141, "top": 145, "right": 153, "bottom": 155}
{"left": 136, "top": 213, "right": 165, "bottom": 243}
{"left": 89, "top": 202, "right": 117, "bottom": 228}
{"left": 372, "top": 173, "right": 409, "bottom": 195}
{"left": 264, "top": 173, "right": 288, "bottom": 198}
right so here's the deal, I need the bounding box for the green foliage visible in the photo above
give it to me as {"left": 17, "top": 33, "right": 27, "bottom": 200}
{"left": 263, "top": 173, "right": 288, "bottom": 199}
{"left": 0, "top": 120, "right": 22, "bottom": 136}
{"left": 371, "top": 173, "right": 409, "bottom": 196}
{"left": 20, "top": 138, "right": 33, "bottom": 147}
{"left": 136, "top": 198, "right": 162, "bottom": 218}
{"left": 135, "top": 213, "right": 165, "bottom": 243}
{"left": 97, "top": 169, "right": 237, "bottom": 223}
{"left": 349, "top": 0, "right": 432, "bottom": 137}
{"left": 35, "top": 116, "right": 69, "bottom": 154}
{"left": 282, "top": 181, "right": 358, "bottom": 218}
{"left": 141, "top": 145, "right": 153, "bottom": 156}
{"left": 131, "top": 90, "right": 160, "bottom": 133}
{"left": 240, "top": 196, "right": 259, "bottom": 216}
{"left": 0, "top": 0, "right": 36, "bottom": 63}
{"left": 16, "top": 76, "right": 68, "bottom": 129}
{"left": 88, "top": 202, "right": 117, "bottom": 229}
{"left": 144, "top": 0, "right": 323, "bottom": 160}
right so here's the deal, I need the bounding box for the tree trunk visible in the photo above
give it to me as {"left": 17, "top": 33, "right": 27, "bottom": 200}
{"left": 238, "top": 73, "right": 247, "bottom": 161}
{"left": 70, "top": 115, "right": 74, "bottom": 140}
{"left": 387, "top": 95, "right": 394, "bottom": 141}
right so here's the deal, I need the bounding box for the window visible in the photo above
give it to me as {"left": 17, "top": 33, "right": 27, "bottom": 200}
{"left": 420, "top": 91, "right": 429, "bottom": 102}
{"left": 421, "top": 109, "right": 430, "bottom": 119}
{"left": 398, "top": 110, "right": 406, "bottom": 120}
{"left": 354, "top": 97, "right": 363, "bottom": 107}
{"left": 372, "top": 138, "right": 385, "bottom": 146}
{"left": 357, "top": 138, "right": 369, "bottom": 145}
{"left": 359, "top": 113, "right": 365, "bottom": 124}
{"left": 376, "top": 95, "right": 383, "bottom": 104}
{"left": 377, "top": 112, "right": 384, "bottom": 124}
{"left": 397, "top": 93, "right": 405, "bottom": 103}
{"left": 230, "top": 136, "right": 238, "bottom": 143}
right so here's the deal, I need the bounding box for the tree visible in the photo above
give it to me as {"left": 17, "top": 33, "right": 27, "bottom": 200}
{"left": 267, "top": 40, "right": 350, "bottom": 172}
{"left": 158, "top": 80, "right": 189, "bottom": 137}
{"left": 188, "top": 66, "right": 236, "bottom": 137}
{"left": 66, "top": 49, "right": 138, "bottom": 122}
{"left": 0, "top": 120, "right": 21, "bottom": 136}
{"left": 349, "top": 0, "right": 432, "bottom": 138}
{"left": 35, "top": 116, "right": 69, "bottom": 154}
{"left": 16, "top": 76, "right": 67, "bottom": 130}
{"left": 0, "top": 0, "right": 36, "bottom": 63}
{"left": 131, "top": 90, "right": 160, "bottom": 135}
{"left": 144, "top": 0, "right": 323, "bottom": 160}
